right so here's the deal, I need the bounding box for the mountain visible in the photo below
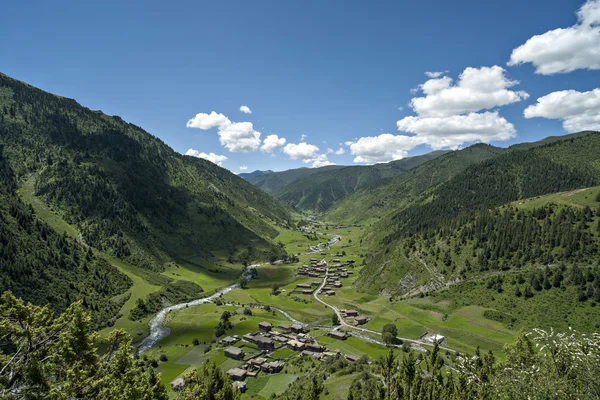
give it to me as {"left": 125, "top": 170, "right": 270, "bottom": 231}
{"left": 325, "top": 131, "right": 598, "bottom": 224}
{"left": 353, "top": 132, "right": 600, "bottom": 295}
{"left": 0, "top": 145, "right": 131, "bottom": 328}
{"left": 238, "top": 169, "right": 273, "bottom": 181}
{"left": 272, "top": 151, "right": 450, "bottom": 212}
{"left": 0, "top": 73, "right": 292, "bottom": 323}
{"left": 244, "top": 165, "right": 346, "bottom": 193}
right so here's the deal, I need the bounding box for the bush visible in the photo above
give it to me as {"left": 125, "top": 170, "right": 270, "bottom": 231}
{"left": 192, "top": 338, "right": 199, "bottom": 346}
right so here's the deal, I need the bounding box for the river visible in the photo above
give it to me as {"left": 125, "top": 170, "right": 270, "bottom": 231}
{"left": 137, "top": 233, "right": 340, "bottom": 354}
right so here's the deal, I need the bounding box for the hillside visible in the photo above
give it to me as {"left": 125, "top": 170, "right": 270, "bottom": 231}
{"left": 325, "top": 131, "right": 598, "bottom": 224}
{"left": 238, "top": 169, "right": 273, "bottom": 181}
{"left": 0, "top": 146, "right": 131, "bottom": 328}
{"left": 325, "top": 144, "right": 503, "bottom": 223}
{"left": 0, "top": 73, "right": 292, "bottom": 273}
{"left": 355, "top": 133, "right": 600, "bottom": 295}
{"left": 273, "top": 150, "right": 449, "bottom": 212}
{"left": 244, "top": 165, "right": 346, "bottom": 193}
{"left": 0, "top": 72, "right": 297, "bottom": 328}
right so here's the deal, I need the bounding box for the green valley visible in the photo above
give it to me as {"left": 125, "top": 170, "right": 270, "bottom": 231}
{"left": 1, "top": 72, "right": 599, "bottom": 400}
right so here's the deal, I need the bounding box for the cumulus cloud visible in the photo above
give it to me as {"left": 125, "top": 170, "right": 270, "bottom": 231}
{"left": 508, "top": 0, "right": 600, "bottom": 74}
{"left": 186, "top": 111, "right": 230, "bottom": 130}
{"left": 397, "top": 111, "right": 516, "bottom": 149}
{"left": 282, "top": 142, "right": 333, "bottom": 168}
{"left": 300, "top": 134, "right": 307, "bottom": 142}
{"left": 410, "top": 66, "right": 529, "bottom": 117}
{"left": 523, "top": 88, "right": 600, "bottom": 132}
{"left": 185, "top": 149, "right": 228, "bottom": 166}
{"left": 310, "top": 154, "right": 335, "bottom": 168}
{"left": 240, "top": 105, "right": 252, "bottom": 114}
{"left": 239, "top": 165, "right": 248, "bottom": 171}
{"left": 425, "top": 71, "right": 448, "bottom": 78}
{"left": 348, "top": 66, "right": 524, "bottom": 163}
{"left": 260, "top": 134, "right": 286, "bottom": 152}
{"left": 283, "top": 142, "right": 320, "bottom": 160}
{"left": 347, "top": 134, "right": 417, "bottom": 163}
{"left": 186, "top": 111, "right": 261, "bottom": 152}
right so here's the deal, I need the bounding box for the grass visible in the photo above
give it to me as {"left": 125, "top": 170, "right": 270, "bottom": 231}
{"left": 243, "top": 374, "right": 299, "bottom": 399}
{"left": 19, "top": 175, "right": 162, "bottom": 340}
{"left": 512, "top": 186, "right": 600, "bottom": 210}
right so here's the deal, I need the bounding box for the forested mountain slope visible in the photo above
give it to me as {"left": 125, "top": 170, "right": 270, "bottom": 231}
{"left": 356, "top": 133, "right": 600, "bottom": 295}
{"left": 273, "top": 150, "right": 449, "bottom": 212}
{"left": 0, "top": 73, "right": 291, "bottom": 274}
{"left": 243, "top": 165, "right": 345, "bottom": 193}
{"left": 325, "top": 131, "right": 597, "bottom": 224}
{"left": 325, "top": 144, "right": 504, "bottom": 223}
{"left": 0, "top": 146, "right": 131, "bottom": 328}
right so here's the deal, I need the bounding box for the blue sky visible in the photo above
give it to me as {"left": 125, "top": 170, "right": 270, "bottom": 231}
{"left": 2, "top": 0, "right": 599, "bottom": 172}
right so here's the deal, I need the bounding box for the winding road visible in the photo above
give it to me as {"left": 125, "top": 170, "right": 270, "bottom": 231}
{"left": 313, "top": 266, "right": 457, "bottom": 353}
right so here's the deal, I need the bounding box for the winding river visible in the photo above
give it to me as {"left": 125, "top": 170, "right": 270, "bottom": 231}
{"left": 137, "top": 233, "right": 340, "bottom": 354}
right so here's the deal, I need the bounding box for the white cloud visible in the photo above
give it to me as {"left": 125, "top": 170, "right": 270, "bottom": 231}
{"left": 523, "top": 88, "right": 600, "bottom": 132}
{"left": 425, "top": 71, "right": 448, "bottom": 78}
{"left": 240, "top": 105, "right": 252, "bottom": 114}
{"left": 260, "top": 134, "right": 287, "bottom": 152}
{"left": 347, "top": 134, "right": 418, "bottom": 163}
{"left": 398, "top": 106, "right": 404, "bottom": 111}
{"left": 186, "top": 111, "right": 261, "bottom": 152}
{"left": 396, "top": 111, "right": 516, "bottom": 149}
{"left": 300, "top": 134, "right": 307, "bottom": 142}
{"left": 410, "top": 66, "right": 529, "bottom": 117}
{"left": 283, "top": 142, "right": 320, "bottom": 160}
{"left": 185, "top": 149, "right": 228, "bottom": 166}
{"left": 239, "top": 165, "right": 248, "bottom": 171}
{"left": 282, "top": 142, "right": 333, "bottom": 168}
{"left": 347, "top": 66, "right": 526, "bottom": 163}
{"left": 326, "top": 147, "right": 345, "bottom": 155}
{"left": 508, "top": 0, "right": 600, "bottom": 74}
{"left": 310, "top": 154, "right": 335, "bottom": 168}
{"left": 186, "top": 111, "right": 229, "bottom": 130}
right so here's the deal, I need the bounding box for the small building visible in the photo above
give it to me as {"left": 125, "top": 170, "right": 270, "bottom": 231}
{"left": 290, "top": 324, "right": 308, "bottom": 334}
{"left": 221, "top": 335, "right": 240, "bottom": 346}
{"left": 344, "top": 310, "right": 358, "bottom": 317}
{"left": 287, "top": 339, "right": 306, "bottom": 351}
{"left": 224, "top": 346, "right": 245, "bottom": 360}
{"left": 232, "top": 381, "right": 247, "bottom": 393}
{"left": 355, "top": 316, "right": 368, "bottom": 325}
{"left": 254, "top": 336, "right": 275, "bottom": 350}
{"left": 296, "top": 283, "right": 311, "bottom": 289}
{"left": 302, "top": 289, "right": 313, "bottom": 295}
{"left": 328, "top": 331, "right": 347, "bottom": 340}
{"left": 171, "top": 378, "right": 185, "bottom": 391}
{"left": 259, "top": 322, "right": 272, "bottom": 332}
{"left": 244, "top": 333, "right": 275, "bottom": 350}
{"left": 431, "top": 334, "right": 445, "bottom": 344}
{"left": 334, "top": 282, "right": 342, "bottom": 288}
{"left": 326, "top": 290, "right": 336, "bottom": 296}
{"left": 345, "top": 354, "right": 359, "bottom": 363}
{"left": 249, "top": 357, "right": 267, "bottom": 368}
{"left": 261, "top": 361, "right": 284, "bottom": 373}
{"left": 305, "top": 342, "right": 325, "bottom": 352}
{"left": 227, "top": 368, "right": 247, "bottom": 381}
{"left": 278, "top": 323, "right": 291, "bottom": 333}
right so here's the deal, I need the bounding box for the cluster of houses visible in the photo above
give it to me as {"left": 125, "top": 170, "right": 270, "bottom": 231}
{"left": 219, "top": 321, "right": 356, "bottom": 390}
{"left": 296, "top": 257, "right": 356, "bottom": 297}
{"left": 297, "top": 258, "right": 328, "bottom": 278}
{"left": 341, "top": 309, "right": 369, "bottom": 326}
